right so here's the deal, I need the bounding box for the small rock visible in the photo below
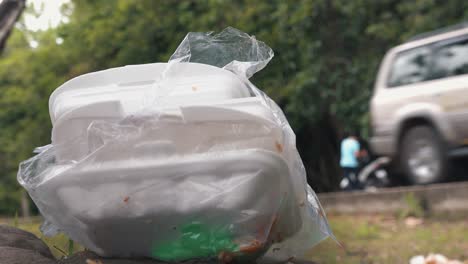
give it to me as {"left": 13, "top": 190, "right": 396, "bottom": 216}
{"left": 426, "top": 253, "right": 448, "bottom": 264}
{"left": 0, "top": 247, "right": 56, "bottom": 264}
{"left": 447, "top": 261, "right": 464, "bottom": 264}
{"left": 58, "top": 251, "right": 218, "bottom": 264}
{"left": 0, "top": 224, "right": 54, "bottom": 258}
{"left": 410, "top": 255, "right": 425, "bottom": 264}
{"left": 405, "top": 217, "right": 423, "bottom": 228}
{"left": 409, "top": 253, "right": 465, "bottom": 264}
{"left": 0, "top": 224, "right": 56, "bottom": 264}
{"left": 86, "top": 258, "right": 104, "bottom": 264}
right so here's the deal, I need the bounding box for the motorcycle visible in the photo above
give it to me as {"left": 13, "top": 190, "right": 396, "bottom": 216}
{"left": 340, "top": 156, "right": 392, "bottom": 191}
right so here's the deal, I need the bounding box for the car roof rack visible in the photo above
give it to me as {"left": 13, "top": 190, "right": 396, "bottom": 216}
{"left": 406, "top": 22, "right": 468, "bottom": 43}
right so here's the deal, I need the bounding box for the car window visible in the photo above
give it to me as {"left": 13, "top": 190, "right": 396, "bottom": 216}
{"left": 431, "top": 38, "right": 468, "bottom": 79}
{"left": 387, "top": 47, "right": 432, "bottom": 88}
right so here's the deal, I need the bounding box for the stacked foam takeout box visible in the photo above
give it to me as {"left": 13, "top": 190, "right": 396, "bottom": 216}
{"left": 18, "top": 28, "right": 332, "bottom": 263}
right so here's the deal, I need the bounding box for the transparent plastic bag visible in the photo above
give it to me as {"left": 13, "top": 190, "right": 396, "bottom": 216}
{"left": 170, "top": 27, "right": 273, "bottom": 79}
{"left": 18, "top": 27, "right": 332, "bottom": 263}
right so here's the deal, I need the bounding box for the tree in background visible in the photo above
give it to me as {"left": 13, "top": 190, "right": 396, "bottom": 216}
{"left": 0, "top": 0, "right": 26, "bottom": 51}
{"left": 2, "top": 0, "right": 468, "bottom": 214}
{"left": 0, "top": 0, "right": 26, "bottom": 215}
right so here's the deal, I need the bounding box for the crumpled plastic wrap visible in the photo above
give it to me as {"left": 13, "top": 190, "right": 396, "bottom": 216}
{"left": 18, "top": 27, "right": 332, "bottom": 263}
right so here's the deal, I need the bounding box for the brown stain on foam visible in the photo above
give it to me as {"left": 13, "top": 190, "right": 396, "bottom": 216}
{"left": 275, "top": 141, "right": 283, "bottom": 153}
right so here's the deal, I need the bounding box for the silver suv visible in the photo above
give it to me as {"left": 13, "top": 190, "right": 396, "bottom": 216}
{"left": 370, "top": 24, "right": 468, "bottom": 184}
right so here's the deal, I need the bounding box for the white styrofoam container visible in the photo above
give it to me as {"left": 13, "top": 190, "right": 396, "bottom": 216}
{"left": 49, "top": 62, "right": 250, "bottom": 124}
{"left": 30, "top": 62, "right": 303, "bottom": 258}
{"left": 33, "top": 149, "right": 300, "bottom": 257}
{"left": 49, "top": 63, "right": 257, "bottom": 160}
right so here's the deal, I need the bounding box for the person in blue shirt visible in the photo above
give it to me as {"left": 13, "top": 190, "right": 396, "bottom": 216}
{"left": 340, "top": 130, "right": 364, "bottom": 190}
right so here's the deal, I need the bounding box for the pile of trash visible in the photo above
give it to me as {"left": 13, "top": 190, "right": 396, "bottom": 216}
{"left": 17, "top": 28, "right": 332, "bottom": 263}
{"left": 410, "top": 254, "right": 467, "bottom": 264}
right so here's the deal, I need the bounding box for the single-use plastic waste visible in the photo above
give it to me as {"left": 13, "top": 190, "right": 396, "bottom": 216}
{"left": 18, "top": 27, "right": 332, "bottom": 263}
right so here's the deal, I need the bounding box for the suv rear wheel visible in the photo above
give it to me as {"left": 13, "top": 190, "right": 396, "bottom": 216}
{"left": 400, "top": 126, "right": 447, "bottom": 184}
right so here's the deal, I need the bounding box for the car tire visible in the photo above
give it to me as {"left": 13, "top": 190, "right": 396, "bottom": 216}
{"left": 400, "top": 126, "right": 447, "bottom": 184}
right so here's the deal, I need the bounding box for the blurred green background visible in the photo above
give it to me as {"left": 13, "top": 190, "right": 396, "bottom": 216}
{"left": 2, "top": 0, "right": 468, "bottom": 215}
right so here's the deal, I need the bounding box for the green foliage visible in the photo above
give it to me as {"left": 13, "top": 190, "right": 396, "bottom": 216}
{"left": 354, "top": 223, "right": 380, "bottom": 240}
{"left": 68, "top": 239, "right": 74, "bottom": 256}
{"left": 398, "top": 193, "right": 426, "bottom": 219}
{"left": 2, "top": 0, "right": 468, "bottom": 213}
